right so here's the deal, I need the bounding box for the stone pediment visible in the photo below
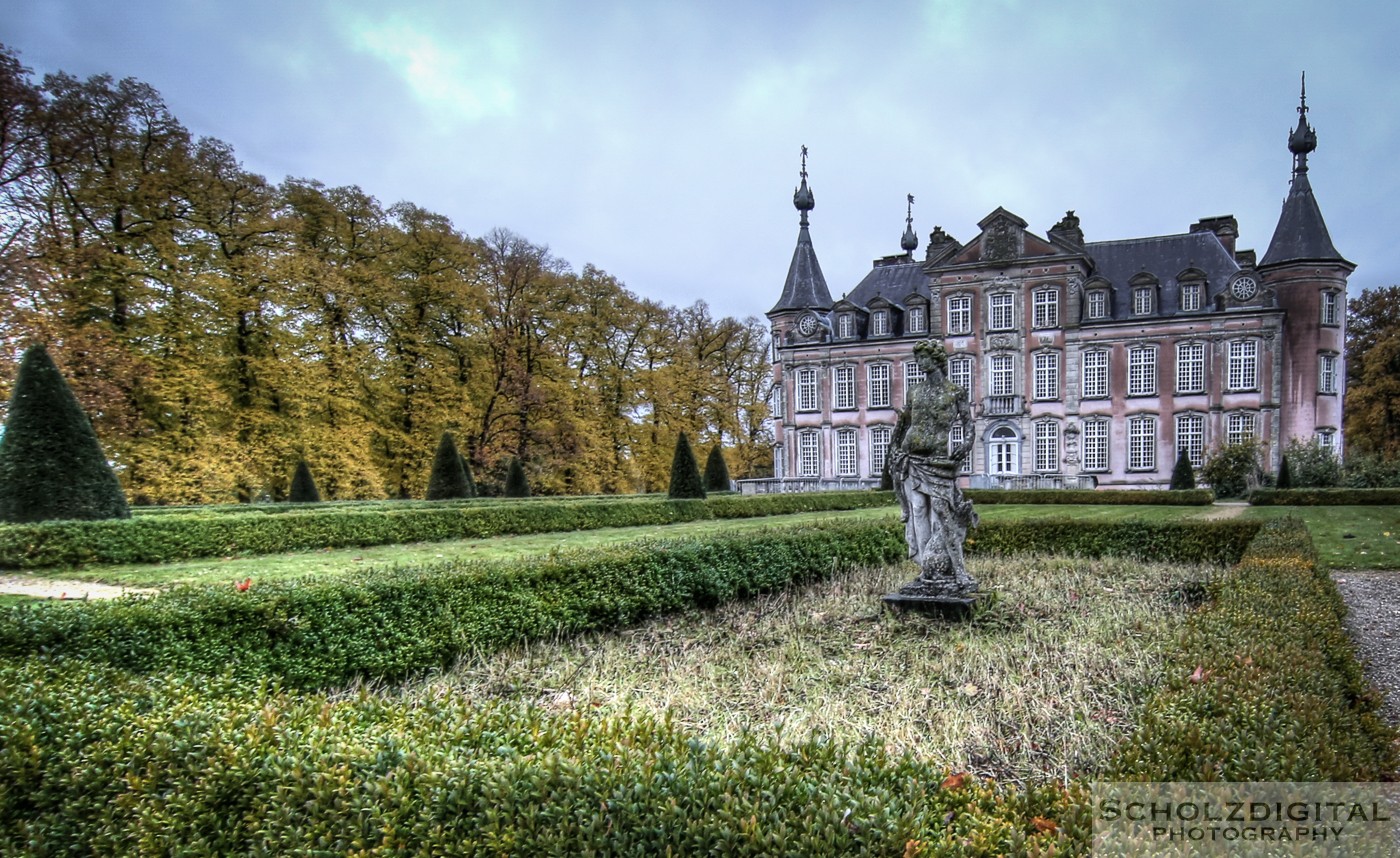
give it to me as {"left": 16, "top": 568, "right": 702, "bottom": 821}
{"left": 939, "top": 207, "right": 1070, "bottom": 268}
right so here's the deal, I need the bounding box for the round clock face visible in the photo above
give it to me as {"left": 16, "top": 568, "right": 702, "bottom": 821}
{"left": 1231, "top": 276, "right": 1259, "bottom": 301}
{"left": 797, "top": 314, "right": 818, "bottom": 336}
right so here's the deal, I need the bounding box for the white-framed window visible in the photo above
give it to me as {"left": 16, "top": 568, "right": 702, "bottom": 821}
{"left": 1082, "top": 420, "right": 1109, "bottom": 472}
{"left": 948, "top": 422, "right": 971, "bottom": 474}
{"left": 868, "top": 363, "right": 891, "bottom": 408}
{"left": 1319, "top": 353, "right": 1338, "bottom": 394}
{"left": 1082, "top": 350, "right": 1109, "bottom": 399}
{"left": 1180, "top": 281, "right": 1203, "bottom": 312}
{"left": 833, "top": 365, "right": 855, "bottom": 410}
{"left": 988, "top": 425, "right": 1019, "bottom": 475}
{"left": 798, "top": 431, "right": 820, "bottom": 477}
{"left": 871, "top": 310, "right": 890, "bottom": 337}
{"left": 1033, "top": 351, "right": 1059, "bottom": 401}
{"left": 835, "top": 429, "right": 857, "bottom": 477}
{"left": 870, "top": 426, "right": 892, "bottom": 477}
{"left": 989, "top": 293, "right": 1015, "bottom": 331}
{"left": 1176, "top": 341, "right": 1205, "bottom": 394}
{"left": 1032, "top": 289, "right": 1059, "bottom": 329}
{"left": 1034, "top": 421, "right": 1059, "bottom": 472}
{"left": 907, "top": 305, "right": 926, "bottom": 334}
{"left": 1087, "top": 290, "right": 1108, "bottom": 320}
{"left": 1227, "top": 340, "right": 1258, "bottom": 391}
{"left": 904, "top": 360, "right": 927, "bottom": 406}
{"left": 1321, "top": 291, "right": 1341, "bottom": 327}
{"left": 947, "top": 294, "right": 972, "bottom": 335}
{"left": 1226, "top": 412, "right": 1257, "bottom": 446}
{"left": 1316, "top": 428, "right": 1337, "bottom": 454}
{"left": 770, "top": 385, "right": 784, "bottom": 419}
{"left": 795, "top": 367, "right": 819, "bottom": 412}
{"left": 1128, "top": 415, "right": 1157, "bottom": 471}
{"left": 989, "top": 353, "right": 1015, "bottom": 397}
{"left": 1176, "top": 412, "right": 1205, "bottom": 468}
{"left": 837, "top": 314, "right": 854, "bottom": 339}
{"left": 1128, "top": 345, "right": 1157, "bottom": 396}
{"left": 948, "top": 355, "right": 973, "bottom": 392}
{"left": 1133, "top": 286, "right": 1154, "bottom": 316}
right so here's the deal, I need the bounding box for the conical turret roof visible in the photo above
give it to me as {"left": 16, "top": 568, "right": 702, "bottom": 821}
{"left": 769, "top": 148, "right": 833, "bottom": 313}
{"left": 1261, "top": 75, "right": 1351, "bottom": 269}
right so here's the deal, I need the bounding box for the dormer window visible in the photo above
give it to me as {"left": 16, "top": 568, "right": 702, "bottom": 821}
{"left": 1132, "top": 286, "right": 1155, "bottom": 316}
{"left": 907, "top": 304, "right": 926, "bottom": 334}
{"left": 837, "top": 314, "right": 854, "bottom": 339}
{"left": 871, "top": 309, "right": 890, "bottom": 337}
{"left": 1180, "top": 280, "right": 1204, "bottom": 312}
{"left": 1086, "top": 290, "right": 1108, "bottom": 320}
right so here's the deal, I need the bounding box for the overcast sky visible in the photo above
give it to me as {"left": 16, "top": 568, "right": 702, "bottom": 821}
{"left": 4, "top": 0, "right": 1397, "bottom": 321}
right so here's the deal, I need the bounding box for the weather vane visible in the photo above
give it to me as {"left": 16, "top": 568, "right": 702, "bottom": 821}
{"left": 800, "top": 145, "right": 808, "bottom": 179}
{"left": 1299, "top": 70, "right": 1308, "bottom": 115}
{"left": 907, "top": 193, "right": 915, "bottom": 220}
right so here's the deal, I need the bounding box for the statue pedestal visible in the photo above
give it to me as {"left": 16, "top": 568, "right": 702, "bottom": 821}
{"left": 882, "top": 578, "right": 981, "bottom": 620}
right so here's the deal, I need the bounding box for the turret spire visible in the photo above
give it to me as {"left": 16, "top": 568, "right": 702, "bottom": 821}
{"left": 1288, "top": 71, "right": 1318, "bottom": 175}
{"left": 901, "top": 193, "right": 919, "bottom": 253}
{"left": 793, "top": 144, "right": 815, "bottom": 227}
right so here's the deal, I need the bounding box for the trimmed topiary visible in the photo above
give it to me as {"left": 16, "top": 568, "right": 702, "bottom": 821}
{"left": 1169, "top": 448, "right": 1196, "bottom": 491}
{"left": 703, "top": 445, "right": 730, "bottom": 493}
{"left": 505, "top": 457, "right": 530, "bottom": 498}
{"left": 289, "top": 461, "right": 321, "bottom": 503}
{"left": 668, "top": 432, "right": 706, "bottom": 499}
{"left": 459, "top": 453, "right": 478, "bottom": 498}
{"left": 1276, "top": 454, "right": 1292, "bottom": 490}
{"left": 0, "top": 344, "right": 129, "bottom": 523}
{"left": 427, "top": 432, "right": 470, "bottom": 500}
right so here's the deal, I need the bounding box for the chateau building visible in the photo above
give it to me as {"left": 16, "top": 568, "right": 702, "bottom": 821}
{"left": 757, "top": 88, "right": 1351, "bottom": 491}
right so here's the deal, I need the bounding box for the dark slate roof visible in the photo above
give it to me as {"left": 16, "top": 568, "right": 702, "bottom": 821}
{"left": 1084, "top": 231, "right": 1239, "bottom": 320}
{"left": 769, "top": 224, "right": 834, "bottom": 312}
{"left": 843, "top": 256, "right": 928, "bottom": 308}
{"left": 1259, "top": 171, "right": 1349, "bottom": 268}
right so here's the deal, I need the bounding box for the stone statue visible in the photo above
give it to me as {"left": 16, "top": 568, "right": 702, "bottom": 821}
{"left": 885, "top": 340, "right": 980, "bottom": 610}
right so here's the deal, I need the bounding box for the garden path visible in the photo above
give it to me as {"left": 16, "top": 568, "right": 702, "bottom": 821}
{"left": 0, "top": 575, "right": 155, "bottom": 600}
{"left": 1333, "top": 570, "right": 1400, "bottom": 728}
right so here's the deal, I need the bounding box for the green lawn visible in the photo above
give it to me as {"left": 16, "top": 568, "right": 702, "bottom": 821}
{"left": 1245, "top": 505, "right": 1400, "bottom": 570}
{"left": 11, "top": 503, "right": 1222, "bottom": 590}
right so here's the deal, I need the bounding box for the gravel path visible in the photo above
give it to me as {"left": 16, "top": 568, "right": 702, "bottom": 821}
{"left": 0, "top": 575, "right": 156, "bottom": 601}
{"left": 1333, "top": 570, "right": 1400, "bottom": 726}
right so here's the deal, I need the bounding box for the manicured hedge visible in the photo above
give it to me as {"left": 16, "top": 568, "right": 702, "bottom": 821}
{"left": 0, "top": 491, "right": 896, "bottom": 568}
{"left": 965, "top": 488, "right": 1215, "bottom": 505}
{"left": 0, "top": 660, "right": 1090, "bottom": 856}
{"left": 0, "top": 518, "right": 1257, "bottom": 690}
{"left": 0, "top": 516, "right": 1387, "bottom": 855}
{"left": 1108, "top": 515, "right": 1398, "bottom": 781}
{"left": 1248, "top": 487, "right": 1400, "bottom": 506}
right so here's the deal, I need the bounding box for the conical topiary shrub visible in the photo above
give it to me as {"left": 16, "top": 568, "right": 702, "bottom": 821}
{"left": 505, "top": 457, "right": 530, "bottom": 498}
{"left": 459, "top": 453, "right": 478, "bottom": 498}
{"left": 289, "top": 460, "right": 321, "bottom": 502}
{"left": 1276, "top": 455, "right": 1292, "bottom": 490}
{"left": 427, "top": 432, "right": 470, "bottom": 500}
{"left": 0, "top": 344, "right": 130, "bottom": 522}
{"left": 668, "top": 431, "right": 706, "bottom": 499}
{"left": 704, "top": 444, "right": 731, "bottom": 493}
{"left": 1169, "top": 448, "right": 1197, "bottom": 491}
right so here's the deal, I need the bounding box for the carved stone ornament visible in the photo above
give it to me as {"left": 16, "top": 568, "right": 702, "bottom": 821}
{"left": 989, "top": 334, "right": 1015, "bottom": 350}
{"left": 1068, "top": 276, "right": 1082, "bottom": 295}
{"left": 983, "top": 220, "right": 1017, "bottom": 262}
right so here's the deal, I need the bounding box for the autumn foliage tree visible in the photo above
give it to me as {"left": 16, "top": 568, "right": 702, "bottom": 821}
{"left": 1345, "top": 286, "right": 1400, "bottom": 459}
{"left": 0, "top": 48, "right": 773, "bottom": 503}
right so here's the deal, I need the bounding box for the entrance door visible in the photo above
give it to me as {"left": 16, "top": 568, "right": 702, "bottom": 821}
{"left": 989, "top": 426, "right": 1020, "bottom": 475}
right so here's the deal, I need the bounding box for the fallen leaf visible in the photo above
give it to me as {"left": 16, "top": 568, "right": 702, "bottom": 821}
{"left": 1032, "top": 816, "right": 1058, "bottom": 833}
{"left": 940, "top": 772, "right": 969, "bottom": 790}
{"left": 1188, "top": 665, "right": 1209, "bottom": 684}
{"left": 960, "top": 682, "right": 980, "bottom": 696}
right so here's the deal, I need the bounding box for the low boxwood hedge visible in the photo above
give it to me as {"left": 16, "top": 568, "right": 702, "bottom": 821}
{"left": 0, "top": 518, "right": 1259, "bottom": 690}
{"left": 0, "top": 491, "right": 896, "bottom": 569}
{"left": 0, "top": 516, "right": 1390, "bottom": 855}
{"left": 1248, "top": 487, "right": 1400, "bottom": 506}
{"left": 965, "top": 488, "right": 1214, "bottom": 505}
{"left": 1107, "top": 515, "right": 1398, "bottom": 781}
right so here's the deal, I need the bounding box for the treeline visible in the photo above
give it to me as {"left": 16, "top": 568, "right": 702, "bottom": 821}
{"left": 0, "top": 47, "right": 771, "bottom": 502}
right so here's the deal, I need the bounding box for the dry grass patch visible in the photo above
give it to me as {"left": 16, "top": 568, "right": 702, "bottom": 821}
{"left": 401, "top": 555, "right": 1210, "bottom": 784}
